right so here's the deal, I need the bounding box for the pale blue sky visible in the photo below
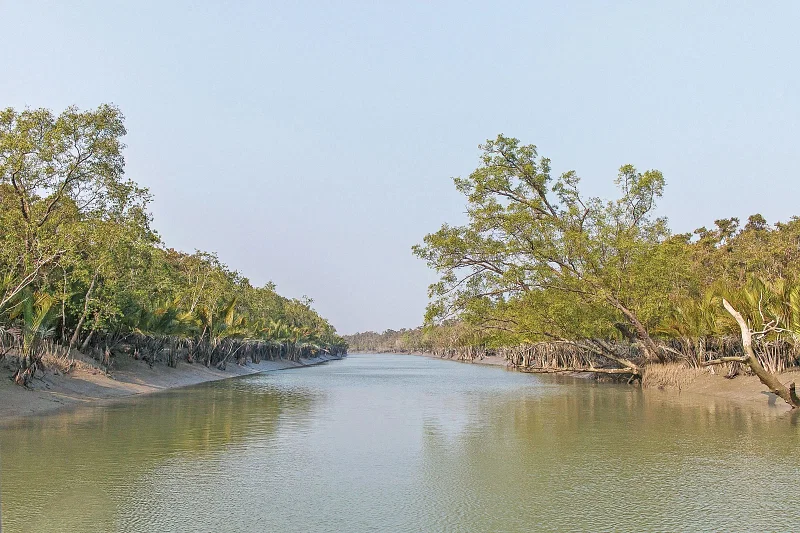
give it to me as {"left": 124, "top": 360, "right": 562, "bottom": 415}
{"left": 2, "top": 1, "right": 798, "bottom": 333}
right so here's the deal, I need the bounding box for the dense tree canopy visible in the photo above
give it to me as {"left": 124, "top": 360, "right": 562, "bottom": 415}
{"left": 398, "top": 134, "right": 800, "bottom": 390}
{"left": 412, "top": 135, "right": 690, "bottom": 366}
{"left": 0, "top": 105, "right": 345, "bottom": 383}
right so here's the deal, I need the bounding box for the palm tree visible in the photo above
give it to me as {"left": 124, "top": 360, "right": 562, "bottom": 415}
{"left": 659, "top": 289, "right": 722, "bottom": 366}
{"left": 724, "top": 277, "right": 800, "bottom": 373}
{"left": 124, "top": 298, "right": 192, "bottom": 368}
{"left": 194, "top": 297, "right": 248, "bottom": 368}
{"left": 12, "top": 291, "right": 57, "bottom": 385}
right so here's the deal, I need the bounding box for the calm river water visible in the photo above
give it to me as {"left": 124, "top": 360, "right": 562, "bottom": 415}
{"left": 2, "top": 353, "right": 799, "bottom": 532}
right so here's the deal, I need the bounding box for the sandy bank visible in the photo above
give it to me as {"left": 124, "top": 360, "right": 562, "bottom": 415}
{"left": 0, "top": 353, "right": 342, "bottom": 422}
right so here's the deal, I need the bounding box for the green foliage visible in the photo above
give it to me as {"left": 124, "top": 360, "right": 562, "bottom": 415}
{"left": 20, "top": 292, "right": 57, "bottom": 360}
{"left": 406, "top": 135, "right": 800, "bottom": 372}
{"left": 413, "top": 134, "right": 686, "bottom": 363}
{"left": 0, "top": 104, "right": 346, "bottom": 372}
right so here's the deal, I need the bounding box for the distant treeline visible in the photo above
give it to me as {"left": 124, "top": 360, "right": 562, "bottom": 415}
{"left": 345, "top": 323, "right": 474, "bottom": 355}
{"left": 0, "top": 105, "right": 346, "bottom": 385}
{"left": 344, "top": 328, "right": 420, "bottom": 353}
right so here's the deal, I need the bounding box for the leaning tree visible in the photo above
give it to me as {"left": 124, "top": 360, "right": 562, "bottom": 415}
{"left": 414, "top": 134, "right": 688, "bottom": 378}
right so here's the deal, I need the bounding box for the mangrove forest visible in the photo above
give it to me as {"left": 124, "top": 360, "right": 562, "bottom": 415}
{"left": 0, "top": 104, "right": 347, "bottom": 387}
{"left": 347, "top": 135, "right": 800, "bottom": 407}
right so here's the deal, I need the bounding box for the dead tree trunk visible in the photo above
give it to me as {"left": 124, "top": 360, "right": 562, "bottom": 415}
{"left": 703, "top": 299, "right": 799, "bottom": 408}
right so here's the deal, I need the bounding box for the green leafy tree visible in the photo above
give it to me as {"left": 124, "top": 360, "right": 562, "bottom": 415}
{"left": 0, "top": 105, "right": 144, "bottom": 312}
{"left": 414, "top": 134, "right": 688, "bottom": 370}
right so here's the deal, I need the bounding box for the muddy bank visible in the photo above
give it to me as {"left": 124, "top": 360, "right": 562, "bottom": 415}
{"left": 350, "top": 350, "right": 511, "bottom": 368}
{"left": 647, "top": 368, "right": 800, "bottom": 415}
{"left": 415, "top": 352, "right": 510, "bottom": 368}
{"left": 0, "top": 353, "right": 342, "bottom": 422}
{"left": 389, "top": 351, "right": 799, "bottom": 415}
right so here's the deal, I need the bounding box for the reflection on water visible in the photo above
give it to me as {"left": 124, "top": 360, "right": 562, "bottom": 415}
{"left": 2, "top": 354, "right": 799, "bottom": 532}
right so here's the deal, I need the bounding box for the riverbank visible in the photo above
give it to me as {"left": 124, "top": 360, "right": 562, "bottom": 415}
{"left": 648, "top": 367, "right": 800, "bottom": 414}
{"left": 0, "top": 353, "right": 342, "bottom": 421}
{"left": 349, "top": 350, "right": 509, "bottom": 366}
{"left": 379, "top": 351, "right": 799, "bottom": 415}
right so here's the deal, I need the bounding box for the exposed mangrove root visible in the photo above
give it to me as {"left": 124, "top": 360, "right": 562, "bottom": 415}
{"left": 516, "top": 366, "right": 639, "bottom": 376}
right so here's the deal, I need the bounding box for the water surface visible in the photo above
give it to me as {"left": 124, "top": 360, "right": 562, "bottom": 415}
{"left": 2, "top": 353, "right": 799, "bottom": 532}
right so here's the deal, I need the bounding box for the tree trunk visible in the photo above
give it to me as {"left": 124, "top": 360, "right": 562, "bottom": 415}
{"left": 722, "top": 298, "right": 798, "bottom": 408}
{"left": 61, "top": 269, "right": 68, "bottom": 342}
{"left": 69, "top": 272, "right": 98, "bottom": 349}
{"left": 607, "top": 296, "right": 665, "bottom": 364}
{"left": 80, "top": 313, "right": 99, "bottom": 353}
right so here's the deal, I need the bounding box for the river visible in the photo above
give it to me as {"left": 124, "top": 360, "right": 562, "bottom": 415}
{"left": 1, "top": 353, "right": 799, "bottom": 532}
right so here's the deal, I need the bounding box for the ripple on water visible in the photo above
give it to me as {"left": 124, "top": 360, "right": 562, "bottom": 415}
{"left": 2, "top": 353, "right": 800, "bottom": 532}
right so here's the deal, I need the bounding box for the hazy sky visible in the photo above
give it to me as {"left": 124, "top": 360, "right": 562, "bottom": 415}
{"left": 2, "top": 1, "right": 798, "bottom": 334}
